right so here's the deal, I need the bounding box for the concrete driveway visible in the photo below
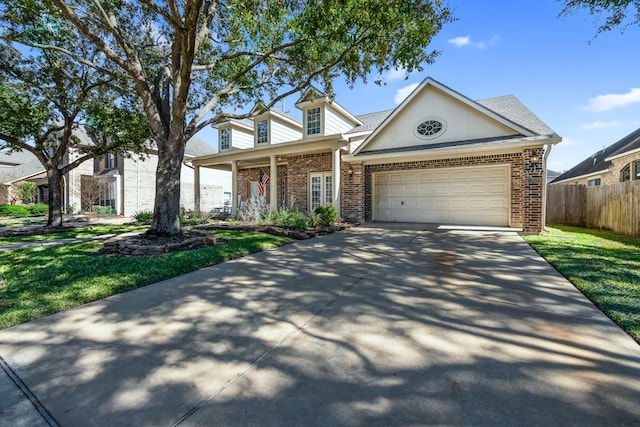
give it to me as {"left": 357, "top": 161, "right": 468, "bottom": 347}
{"left": 1, "top": 223, "right": 639, "bottom": 426}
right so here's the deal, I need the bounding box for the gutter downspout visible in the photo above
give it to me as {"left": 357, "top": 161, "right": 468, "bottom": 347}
{"left": 542, "top": 142, "right": 552, "bottom": 232}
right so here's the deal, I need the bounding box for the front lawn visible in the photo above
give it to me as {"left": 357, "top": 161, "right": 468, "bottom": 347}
{"left": 0, "top": 224, "right": 149, "bottom": 245}
{"left": 0, "top": 230, "right": 291, "bottom": 329}
{"left": 524, "top": 225, "right": 640, "bottom": 343}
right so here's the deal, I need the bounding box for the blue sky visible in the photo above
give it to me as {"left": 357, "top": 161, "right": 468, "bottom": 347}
{"left": 199, "top": 0, "right": 640, "bottom": 173}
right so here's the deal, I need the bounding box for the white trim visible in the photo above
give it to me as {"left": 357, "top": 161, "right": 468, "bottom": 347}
{"left": 353, "top": 77, "right": 537, "bottom": 155}
{"left": 344, "top": 136, "right": 560, "bottom": 165}
{"left": 414, "top": 117, "right": 447, "bottom": 140}
{"left": 550, "top": 169, "right": 609, "bottom": 185}
{"left": 193, "top": 135, "right": 347, "bottom": 166}
{"left": 605, "top": 146, "right": 640, "bottom": 162}
{"left": 308, "top": 172, "right": 332, "bottom": 212}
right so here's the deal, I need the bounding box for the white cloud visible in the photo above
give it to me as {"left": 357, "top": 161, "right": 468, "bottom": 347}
{"left": 448, "top": 36, "right": 470, "bottom": 47}
{"left": 557, "top": 137, "right": 581, "bottom": 147}
{"left": 581, "top": 120, "right": 622, "bottom": 130}
{"left": 448, "top": 35, "right": 499, "bottom": 49}
{"left": 394, "top": 83, "right": 419, "bottom": 105}
{"left": 587, "top": 88, "right": 640, "bottom": 111}
{"left": 387, "top": 67, "right": 407, "bottom": 81}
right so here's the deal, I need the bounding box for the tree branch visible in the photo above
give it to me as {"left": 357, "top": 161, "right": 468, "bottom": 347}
{"left": 138, "top": 0, "right": 181, "bottom": 28}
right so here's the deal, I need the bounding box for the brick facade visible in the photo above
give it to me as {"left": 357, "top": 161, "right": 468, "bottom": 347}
{"left": 236, "top": 149, "right": 546, "bottom": 234}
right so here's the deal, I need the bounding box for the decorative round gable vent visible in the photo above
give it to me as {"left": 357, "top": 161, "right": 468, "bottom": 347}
{"left": 415, "top": 118, "right": 446, "bottom": 139}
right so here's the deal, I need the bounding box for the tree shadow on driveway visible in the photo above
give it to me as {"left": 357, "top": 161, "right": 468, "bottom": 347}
{"left": 1, "top": 224, "right": 639, "bottom": 426}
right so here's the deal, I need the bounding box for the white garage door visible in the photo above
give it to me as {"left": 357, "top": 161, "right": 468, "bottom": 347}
{"left": 373, "top": 165, "right": 510, "bottom": 226}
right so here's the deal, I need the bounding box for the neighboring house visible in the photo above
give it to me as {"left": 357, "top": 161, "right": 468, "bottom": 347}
{"left": 192, "top": 77, "right": 561, "bottom": 233}
{"left": 551, "top": 128, "right": 640, "bottom": 186}
{"left": 0, "top": 129, "right": 231, "bottom": 215}
{"left": 546, "top": 169, "right": 561, "bottom": 184}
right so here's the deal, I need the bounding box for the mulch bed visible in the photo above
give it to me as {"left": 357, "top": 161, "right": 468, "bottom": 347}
{"left": 99, "top": 230, "right": 226, "bottom": 257}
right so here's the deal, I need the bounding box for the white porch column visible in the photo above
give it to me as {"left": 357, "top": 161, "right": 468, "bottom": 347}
{"left": 270, "top": 155, "right": 278, "bottom": 212}
{"left": 194, "top": 165, "right": 201, "bottom": 215}
{"left": 332, "top": 147, "right": 341, "bottom": 218}
{"left": 231, "top": 160, "right": 238, "bottom": 217}
{"left": 114, "top": 173, "right": 121, "bottom": 216}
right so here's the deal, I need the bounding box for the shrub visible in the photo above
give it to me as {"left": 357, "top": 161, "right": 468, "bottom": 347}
{"left": 28, "top": 204, "right": 49, "bottom": 216}
{"left": 17, "top": 182, "right": 38, "bottom": 204}
{"left": 0, "top": 204, "right": 30, "bottom": 218}
{"left": 314, "top": 205, "right": 338, "bottom": 226}
{"left": 92, "top": 205, "right": 114, "bottom": 215}
{"left": 134, "top": 210, "right": 153, "bottom": 223}
{"left": 179, "top": 209, "right": 208, "bottom": 226}
{"left": 280, "top": 211, "right": 312, "bottom": 230}
{"left": 238, "top": 197, "right": 269, "bottom": 223}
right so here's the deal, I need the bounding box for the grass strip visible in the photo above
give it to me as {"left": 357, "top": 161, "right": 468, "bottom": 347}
{"left": 0, "top": 230, "right": 290, "bottom": 329}
{"left": 524, "top": 225, "right": 640, "bottom": 343}
{"left": 0, "top": 224, "right": 148, "bottom": 245}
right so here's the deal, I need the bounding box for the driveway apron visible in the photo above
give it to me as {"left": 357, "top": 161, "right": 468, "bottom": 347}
{"left": 0, "top": 224, "right": 639, "bottom": 426}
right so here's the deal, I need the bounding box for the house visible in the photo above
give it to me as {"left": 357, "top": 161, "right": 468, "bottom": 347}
{"left": 0, "top": 130, "right": 231, "bottom": 216}
{"left": 546, "top": 169, "right": 561, "bottom": 184}
{"left": 192, "top": 77, "right": 561, "bottom": 233}
{"left": 551, "top": 128, "right": 640, "bottom": 186}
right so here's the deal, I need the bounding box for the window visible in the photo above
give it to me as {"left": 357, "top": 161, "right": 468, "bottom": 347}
{"left": 415, "top": 118, "right": 445, "bottom": 139}
{"left": 587, "top": 178, "right": 601, "bottom": 187}
{"left": 105, "top": 151, "right": 116, "bottom": 169}
{"left": 220, "top": 128, "right": 230, "bottom": 150}
{"left": 306, "top": 107, "right": 321, "bottom": 136}
{"left": 621, "top": 164, "right": 631, "bottom": 182}
{"left": 309, "top": 172, "right": 332, "bottom": 212}
{"left": 256, "top": 120, "right": 268, "bottom": 144}
{"left": 634, "top": 160, "right": 640, "bottom": 180}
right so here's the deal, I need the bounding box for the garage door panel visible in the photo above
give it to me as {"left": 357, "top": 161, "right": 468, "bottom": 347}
{"left": 373, "top": 166, "right": 509, "bottom": 226}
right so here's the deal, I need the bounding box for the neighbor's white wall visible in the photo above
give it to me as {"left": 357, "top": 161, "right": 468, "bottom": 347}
{"left": 180, "top": 165, "right": 231, "bottom": 212}
{"left": 122, "top": 155, "right": 158, "bottom": 216}
{"left": 66, "top": 149, "right": 95, "bottom": 212}
{"left": 361, "top": 85, "right": 518, "bottom": 153}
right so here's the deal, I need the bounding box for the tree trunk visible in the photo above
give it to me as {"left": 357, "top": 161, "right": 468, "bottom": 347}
{"left": 47, "top": 168, "right": 65, "bottom": 228}
{"left": 148, "top": 134, "right": 186, "bottom": 236}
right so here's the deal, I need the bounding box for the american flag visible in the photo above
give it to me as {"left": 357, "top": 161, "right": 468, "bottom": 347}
{"left": 258, "top": 168, "right": 269, "bottom": 197}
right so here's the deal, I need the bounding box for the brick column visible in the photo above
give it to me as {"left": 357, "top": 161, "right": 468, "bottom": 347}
{"left": 341, "top": 162, "right": 365, "bottom": 223}
{"left": 523, "top": 148, "right": 544, "bottom": 234}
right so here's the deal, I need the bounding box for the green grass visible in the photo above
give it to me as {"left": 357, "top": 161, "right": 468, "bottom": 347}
{"left": 0, "top": 230, "right": 291, "bottom": 329}
{"left": 0, "top": 224, "right": 148, "bottom": 245}
{"left": 524, "top": 225, "right": 640, "bottom": 343}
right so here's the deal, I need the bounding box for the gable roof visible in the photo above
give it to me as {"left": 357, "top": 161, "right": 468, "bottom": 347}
{"left": 0, "top": 150, "right": 44, "bottom": 184}
{"left": 476, "top": 95, "right": 558, "bottom": 137}
{"left": 551, "top": 127, "right": 640, "bottom": 183}
{"left": 184, "top": 137, "right": 215, "bottom": 158}
{"left": 346, "top": 110, "right": 394, "bottom": 135}
{"left": 295, "top": 86, "right": 328, "bottom": 105}
{"left": 353, "top": 77, "right": 554, "bottom": 156}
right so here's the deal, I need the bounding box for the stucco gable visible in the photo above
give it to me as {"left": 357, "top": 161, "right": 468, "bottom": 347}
{"left": 354, "top": 78, "right": 536, "bottom": 155}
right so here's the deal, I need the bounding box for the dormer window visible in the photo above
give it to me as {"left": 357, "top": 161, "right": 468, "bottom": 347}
{"left": 105, "top": 151, "right": 116, "bottom": 169}
{"left": 220, "top": 128, "right": 230, "bottom": 150}
{"left": 256, "top": 120, "right": 268, "bottom": 144}
{"left": 307, "top": 107, "right": 321, "bottom": 136}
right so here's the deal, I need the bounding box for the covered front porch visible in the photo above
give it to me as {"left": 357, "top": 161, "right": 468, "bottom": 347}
{"left": 191, "top": 137, "right": 347, "bottom": 218}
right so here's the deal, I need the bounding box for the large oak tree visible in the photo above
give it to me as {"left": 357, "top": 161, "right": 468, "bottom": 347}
{"left": 36, "top": 0, "right": 453, "bottom": 236}
{"left": 0, "top": 8, "right": 149, "bottom": 227}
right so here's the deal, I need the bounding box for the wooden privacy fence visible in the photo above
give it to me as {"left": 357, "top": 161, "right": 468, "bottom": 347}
{"left": 546, "top": 181, "right": 640, "bottom": 236}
